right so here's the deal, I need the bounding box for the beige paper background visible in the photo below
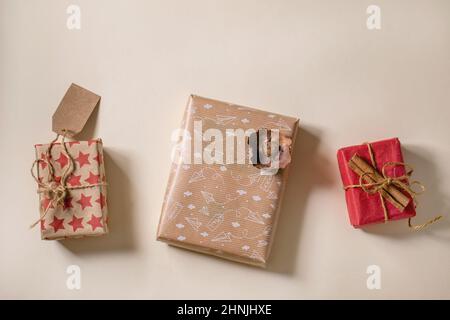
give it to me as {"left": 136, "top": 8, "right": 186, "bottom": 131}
{"left": 1, "top": 0, "right": 449, "bottom": 299}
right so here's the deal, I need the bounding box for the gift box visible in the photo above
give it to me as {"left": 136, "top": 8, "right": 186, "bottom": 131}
{"left": 157, "top": 95, "right": 299, "bottom": 267}
{"left": 33, "top": 138, "right": 108, "bottom": 240}
{"left": 30, "top": 83, "right": 107, "bottom": 240}
{"left": 337, "top": 138, "right": 416, "bottom": 227}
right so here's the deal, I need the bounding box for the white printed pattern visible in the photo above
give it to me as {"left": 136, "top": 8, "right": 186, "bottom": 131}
{"left": 164, "top": 165, "right": 279, "bottom": 262}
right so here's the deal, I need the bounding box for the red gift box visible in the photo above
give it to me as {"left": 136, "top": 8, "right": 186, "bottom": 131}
{"left": 337, "top": 138, "right": 416, "bottom": 227}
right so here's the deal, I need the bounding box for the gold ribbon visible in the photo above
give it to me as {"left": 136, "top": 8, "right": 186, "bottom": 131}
{"left": 30, "top": 130, "right": 106, "bottom": 229}
{"left": 344, "top": 143, "right": 442, "bottom": 230}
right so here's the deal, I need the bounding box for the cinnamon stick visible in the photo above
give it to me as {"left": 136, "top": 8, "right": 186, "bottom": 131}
{"left": 348, "top": 154, "right": 410, "bottom": 211}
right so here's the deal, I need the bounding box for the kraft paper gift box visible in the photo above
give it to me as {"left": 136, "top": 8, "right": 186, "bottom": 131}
{"left": 31, "top": 83, "right": 108, "bottom": 240}
{"left": 337, "top": 138, "right": 417, "bottom": 227}
{"left": 34, "top": 139, "right": 108, "bottom": 240}
{"left": 157, "top": 95, "right": 299, "bottom": 267}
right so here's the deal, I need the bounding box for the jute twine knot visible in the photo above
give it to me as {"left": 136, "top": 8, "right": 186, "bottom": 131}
{"left": 356, "top": 161, "right": 424, "bottom": 199}
{"left": 39, "top": 182, "right": 67, "bottom": 206}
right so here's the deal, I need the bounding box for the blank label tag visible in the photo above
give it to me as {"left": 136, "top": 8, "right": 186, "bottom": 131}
{"left": 52, "top": 83, "right": 101, "bottom": 137}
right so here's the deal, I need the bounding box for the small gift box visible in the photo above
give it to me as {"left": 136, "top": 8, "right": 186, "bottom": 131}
{"left": 337, "top": 138, "right": 416, "bottom": 227}
{"left": 157, "top": 95, "right": 299, "bottom": 267}
{"left": 31, "top": 83, "right": 108, "bottom": 240}
{"left": 337, "top": 138, "right": 442, "bottom": 228}
{"left": 33, "top": 139, "right": 108, "bottom": 239}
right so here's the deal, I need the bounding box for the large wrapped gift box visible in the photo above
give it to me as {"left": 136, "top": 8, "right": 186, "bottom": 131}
{"left": 157, "top": 95, "right": 299, "bottom": 267}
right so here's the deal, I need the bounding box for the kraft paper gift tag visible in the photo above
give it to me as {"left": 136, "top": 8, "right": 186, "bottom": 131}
{"left": 52, "top": 83, "right": 100, "bottom": 137}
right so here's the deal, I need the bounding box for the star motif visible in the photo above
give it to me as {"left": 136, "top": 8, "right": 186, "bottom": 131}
{"left": 67, "top": 174, "right": 81, "bottom": 187}
{"left": 68, "top": 215, "right": 84, "bottom": 232}
{"left": 63, "top": 196, "right": 73, "bottom": 210}
{"left": 77, "top": 193, "right": 92, "bottom": 210}
{"left": 85, "top": 172, "right": 100, "bottom": 184}
{"left": 75, "top": 151, "right": 90, "bottom": 168}
{"left": 55, "top": 152, "right": 69, "bottom": 169}
{"left": 96, "top": 193, "right": 106, "bottom": 209}
{"left": 39, "top": 153, "right": 48, "bottom": 170}
{"left": 87, "top": 214, "right": 103, "bottom": 231}
{"left": 93, "top": 153, "right": 103, "bottom": 164}
{"left": 54, "top": 175, "right": 61, "bottom": 184}
{"left": 49, "top": 216, "right": 65, "bottom": 232}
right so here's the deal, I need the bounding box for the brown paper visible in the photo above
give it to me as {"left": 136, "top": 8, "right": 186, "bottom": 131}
{"left": 348, "top": 154, "right": 410, "bottom": 211}
{"left": 52, "top": 83, "right": 100, "bottom": 137}
{"left": 157, "top": 95, "right": 299, "bottom": 267}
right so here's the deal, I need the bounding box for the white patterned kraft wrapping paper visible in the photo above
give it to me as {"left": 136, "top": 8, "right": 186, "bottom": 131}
{"left": 157, "top": 95, "right": 299, "bottom": 267}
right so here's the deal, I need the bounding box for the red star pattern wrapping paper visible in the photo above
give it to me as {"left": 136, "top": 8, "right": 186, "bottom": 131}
{"left": 34, "top": 139, "right": 108, "bottom": 240}
{"left": 337, "top": 138, "right": 416, "bottom": 227}
{"left": 157, "top": 95, "right": 299, "bottom": 267}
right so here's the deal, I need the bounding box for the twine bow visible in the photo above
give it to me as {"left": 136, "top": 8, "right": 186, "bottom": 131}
{"left": 344, "top": 143, "right": 442, "bottom": 230}
{"left": 357, "top": 161, "right": 422, "bottom": 198}
{"left": 30, "top": 130, "right": 106, "bottom": 229}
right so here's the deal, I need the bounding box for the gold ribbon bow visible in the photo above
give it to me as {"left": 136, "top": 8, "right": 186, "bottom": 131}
{"left": 344, "top": 143, "right": 442, "bottom": 230}
{"left": 30, "top": 130, "right": 106, "bottom": 229}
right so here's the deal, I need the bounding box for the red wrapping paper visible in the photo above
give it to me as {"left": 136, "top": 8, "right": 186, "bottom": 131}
{"left": 337, "top": 138, "right": 416, "bottom": 227}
